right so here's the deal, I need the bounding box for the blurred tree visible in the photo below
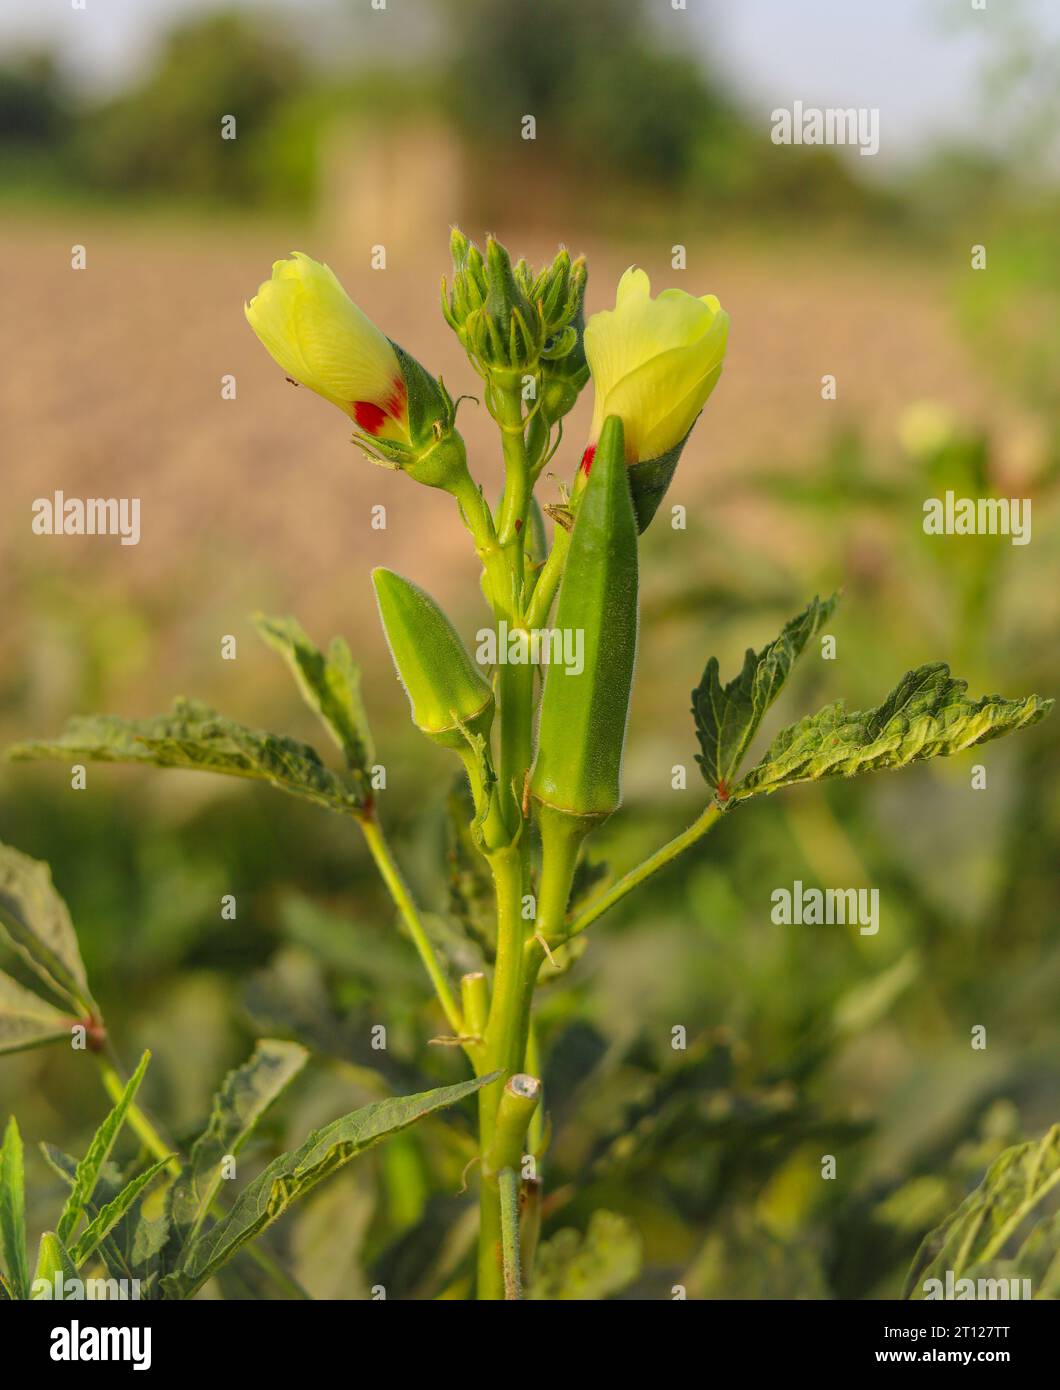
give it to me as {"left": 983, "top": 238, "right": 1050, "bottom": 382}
{"left": 443, "top": 0, "right": 728, "bottom": 185}
{"left": 75, "top": 11, "right": 308, "bottom": 204}
{"left": 0, "top": 51, "right": 71, "bottom": 145}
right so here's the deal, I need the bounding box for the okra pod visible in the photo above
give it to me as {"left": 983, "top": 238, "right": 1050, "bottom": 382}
{"left": 373, "top": 567, "right": 494, "bottom": 750}
{"left": 530, "top": 414, "right": 638, "bottom": 824}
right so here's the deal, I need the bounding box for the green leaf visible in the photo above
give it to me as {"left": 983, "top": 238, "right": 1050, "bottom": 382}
{"left": 0, "top": 968, "right": 72, "bottom": 1055}
{"left": 0, "top": 842, "right": 93, "bottom": 1012}
{"left": 166, "top": 1039, "right": 308, "bottom": 1254}
{"left": 733, "top": 663, "right": 1052, "bottom": 802}
{"left": 57, "top": 1050, "right": 151, "bottom": 1243}
{"left": 693, "top": 594, "right": 838, "bottom": 797}
{"left": 905, "top": 1126, "right": 1060, "bottom": 1299}
{"left": 165, "top": 1072, "right": 497, "bottom": 1298}
{"left": 253, "top": 615, "right": 375, "bottom": 782}
{"left": 529, "top": 1210, "right": 642, "bottom": 1300}
{"left": 8, "top": 698, "right": 365, "bottom": 818}
{"left": 69, "top": 1157, "right": 171, "bottom": 1270}
{"left": 0, "top": 1116, "right": 30, "bottom": 1299}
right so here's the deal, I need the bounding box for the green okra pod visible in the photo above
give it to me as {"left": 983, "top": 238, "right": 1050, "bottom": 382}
{"left": 373, "top": 567, "right": 494, "bottom": 750}
{"left": 530, "top": 414, "right": 638, "bottom": 824}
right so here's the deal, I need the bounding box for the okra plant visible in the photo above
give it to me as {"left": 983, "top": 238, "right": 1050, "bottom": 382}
{"left": 2, "top": 232, "right": 1052, "bottom": 1300}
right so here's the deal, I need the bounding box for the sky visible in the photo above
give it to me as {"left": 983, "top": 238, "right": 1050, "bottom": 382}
{"left": 2, "top": 0, "right": 1056, "bottom": 164}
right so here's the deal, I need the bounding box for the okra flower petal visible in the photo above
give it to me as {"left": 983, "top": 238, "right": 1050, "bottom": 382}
{"left": 245, "top": 252, "right": 410, "bottom": 443}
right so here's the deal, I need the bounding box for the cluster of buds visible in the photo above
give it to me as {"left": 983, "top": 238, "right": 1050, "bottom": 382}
{"left": 245, "top": 239, "right": 730, "bottom": 534}
{"left": 442, "top": 231, "right": 588, "bottom": 424}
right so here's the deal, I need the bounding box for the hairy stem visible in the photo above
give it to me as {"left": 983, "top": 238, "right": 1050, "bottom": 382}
{"left": 359, "top": 813, "right": 464, "bottom": 1037}
{"left": 498, "top": 1168, "right": 523, "bottom": 1300}
{"left": 526, "top": 519, "right": 571, "bottom": 630}
{"left": 562, "top": 802, "right": 726, "bottom": 942}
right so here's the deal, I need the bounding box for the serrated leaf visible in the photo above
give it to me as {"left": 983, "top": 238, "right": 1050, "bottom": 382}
{"left": 166, "top": 1039, "right": 308, "bottom": 1254}
{"left": 69, "top": 1157, "right": 171, "bottom": 1269}
{"left": 733, "top": 663, "right": 1051, "bottom": 802}
{"left": 0, "top": 968, "right": 72, "bottom": 1055}
{"left": 41, "top": 1143, "right": 147, "bottom": 1285}
{"left": 254, "top": 615, "right": 375, "bottom": 783}
{"left": 693, "top": 594, "right": 838, "bottom": 797}
{"left": 529, "top": 1210, "right": 642, "bottom": 1300}
{"left": 8, "top": 698, "right": 366, "bottom": 817}
{"left": 57, "top": 1050, "right": 151, "bottom": 1244}
{"left": 165, "top": 1072, "right": 496, "bottom": 1298}
{"left": 905, "top": 1125, "right": 1060, "bottom": 1299}
{"left": 1, "top": 1116, "right": 30, "bottom": 1299}
{"left": 0, "top": 842, "right": 93, "bottom": 1013}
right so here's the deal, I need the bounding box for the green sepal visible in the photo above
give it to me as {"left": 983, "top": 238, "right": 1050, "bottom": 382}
{"left": 626, "top": 422, "right": 697, "bottom": 533}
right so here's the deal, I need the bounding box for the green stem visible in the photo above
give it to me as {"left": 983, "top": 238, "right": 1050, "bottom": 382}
{"left": 497, "top": 659, "right": 534, "bottom": 830}
{"left": 452, "top": 472, "right": 513, "bottom": 617}
{"left": 359, "top": 813, "right": 464, "bottom": 1037}
{"left": 495, "top": 389, "right": 531, "bottom": 561}
{"left": 526, "top": 520, "right": 571, "bottom": 630}
{"left": 562, "top": 802, "right": 726, "bottom": 942}
{"left": 498, "top": 1168, "right": 523, "bottom": 1300}
{"left": 477, "top": 845, "right": 527, "bottom": 1300}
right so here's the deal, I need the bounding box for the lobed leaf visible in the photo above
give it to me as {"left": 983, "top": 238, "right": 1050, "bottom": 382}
{"left": 693, "top": 594, "right": 838, "bottom": 797}
{"left": 733, "top": 663, "right": 1051, "bottom": 802}
{"left": 905, "top": 1125, "right": 1060, "bottom": 1299}
{"left": 57, "top": 1050, "right": 151, "bottom": 1244}
{"left": 165, "top": 1072, "right": 496, "bottom": 1297}
{"left": 253, "top": 615, "right": 374, "bottom": 784}
{"left": 0, "top": 842, "right": 93, "bottom": 1013}
{"left": 0, "top": 1116, "right": 30, "bottom": 1299}
{"left": 8, "top": 698, "right": 366, "bottom": 817}
{"left": 166, "top": 1038, "right": 308, "bottom": 1255}
{"left": 0, "top": 969, "right": 72, "bottom": 1055}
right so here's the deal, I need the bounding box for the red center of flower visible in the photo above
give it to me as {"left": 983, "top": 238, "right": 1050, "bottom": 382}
{"left": 352, "top": 401, "right": 388, "bottom": 434}
{"left": 352, "top": 378, "right": 408, "bottom": 436}
{"left": 580, "top": 443, "right": 596, "bottom": 476}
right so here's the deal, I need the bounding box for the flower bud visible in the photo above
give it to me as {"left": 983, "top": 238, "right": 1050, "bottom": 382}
{"left": 580, "top": 267, "right": 729, "bottom": 531}
{"left": 372, "top": 568, "right": 494, "bottom": 750}
{"left": 444, "top": 229, "right": 591, "bottom": 391}
{"left": 537, "top": 253, "right": 589, "bottom": 427}
{"left": 246, "top": 252, "right": 465, "bottom": 489}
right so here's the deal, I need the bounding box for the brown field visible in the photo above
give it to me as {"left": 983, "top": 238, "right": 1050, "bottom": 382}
{"left": 1, "top": 207, "right": 1032, "bottom": 732}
